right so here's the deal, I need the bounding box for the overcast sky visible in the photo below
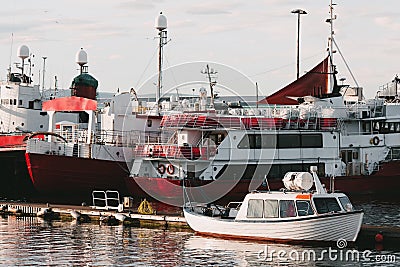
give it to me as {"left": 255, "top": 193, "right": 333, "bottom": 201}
{"left": 0, "top": 0, "right": 399, "bottom": 98}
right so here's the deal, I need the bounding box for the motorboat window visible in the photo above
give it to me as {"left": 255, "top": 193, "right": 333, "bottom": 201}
{"left": 263, "top": 200, "right": 279, "bottom": 218}
{"left": 279, "top": 200, "right": 297, "bottom": 218}
{"left": 338, "top": 196, "right": 354, "bottom": 212}
{"left": 296, "top": 200, "right": 314, "bottom": 216}
{"left": 246, "top": 199, "right": 263, "bottom": 218}
{"left": 313, "top": 198, "right": 342, "bottom": 214}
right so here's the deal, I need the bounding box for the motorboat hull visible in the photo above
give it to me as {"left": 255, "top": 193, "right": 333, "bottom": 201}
{"left": 184, "top": 209, "right": 364, "bottom": 242}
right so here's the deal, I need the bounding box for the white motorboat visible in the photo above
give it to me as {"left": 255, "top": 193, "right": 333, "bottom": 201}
{"left": 183, "top": 166, "right": 363, "bottom": 242}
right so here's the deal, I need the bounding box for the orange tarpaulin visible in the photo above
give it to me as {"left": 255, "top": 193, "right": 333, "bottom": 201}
{"left": 259, "top": 57, "right": 329, "bottom": 105}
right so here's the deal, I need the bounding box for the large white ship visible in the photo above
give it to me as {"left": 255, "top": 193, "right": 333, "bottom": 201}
{"left": 25, "top": 4, "right": 400, "bottom": 206}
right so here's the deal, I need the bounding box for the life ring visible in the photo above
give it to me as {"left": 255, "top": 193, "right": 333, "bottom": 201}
{"left": 166, "top": 164, "right": 175, "bottom": 175}
{"left": 370, "top": 136, "right": 380, "bottom": 146}
{"left": 157, "top": 164, "right": 166, "bottom": 174}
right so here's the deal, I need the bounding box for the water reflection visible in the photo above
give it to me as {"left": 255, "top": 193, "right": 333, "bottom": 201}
{"left": 184, "top": 235, "right": 399, "bottom": 267}
{"left": 0, "top": 212, "right": 399, "bottom": 266}
{"left": 354, "top": 197, "right": 400, "bottom": 227}
{"left": 0, "top": 216, "right": 191, "bottom": 266}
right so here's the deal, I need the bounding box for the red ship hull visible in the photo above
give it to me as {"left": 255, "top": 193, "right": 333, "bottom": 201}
{"left": 25, "top": 153, "right": 130, "bottom": 203}
{"left": 0, "top": 148, "right": 37, "bottom": 198}
{"left": 126, "top": 161, "right": 400, "bottom": 206}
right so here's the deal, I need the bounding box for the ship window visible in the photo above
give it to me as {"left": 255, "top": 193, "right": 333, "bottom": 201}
{"left": 264, "top": 200, "right": 278, "bottom": 218}
{"left": 247, "top": 199, "right": 263, "bottom": 218}
{"left": 238, "top": 135, "right": 250, "bottom": 149}
{"left": 389, "top": 123, "right": 395, "bottom": 133}
{"left": 338, "top": 196, "right": 353, "bottom": 212}
{"left": 296, "top": 200, "right": 314, "bottom": 216}
{"left": 19, "top": 100, "right": 22, "bottom": 106}
{"left": 301, "top": 134, "right": 323, "bottom": 148}
{"left": 278, "top": 134, "right": 300, "bottom": 148}
{"left": 279, "top": 200, "right": 297, "bottom": 218}
{"left": 13, "top": 99, "right": 16, "bottom": 105}
{"left": 253, "top": 134, "right": 262, "bottom": 149}
{"left": 239, "top": 134, "right": 322, "bottom": 149}
{"left": 261, "top": 135, "right": 277, "bottom": 148}
{"left": 313, "top": 198, "right": 341, "bottom": 214}
{"left": 147, "top": 119, "right": 152, "bottom": 127}
{"left": 9, "top": 99, "right": 12, "bottom": 105}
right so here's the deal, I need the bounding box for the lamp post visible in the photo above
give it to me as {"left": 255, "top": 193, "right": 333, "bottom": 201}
{"left": 291, "top": 9, "right": 307, "bottom": 80}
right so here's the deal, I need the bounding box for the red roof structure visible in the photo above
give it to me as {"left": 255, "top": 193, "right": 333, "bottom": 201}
{"left": 42, "top": 96, "right": 97, "bottom": 112}
{"left": 259, "top": 57, "right": 329, "bottom": 105}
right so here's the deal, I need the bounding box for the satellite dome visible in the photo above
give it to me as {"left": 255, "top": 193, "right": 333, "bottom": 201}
{"left": 18, "top": 45, "right": 30, "bottom": 59}
{"left": 76, "top": 48, "right": 88, "bottom": 66}
{"left": 155, "top": 12, "right": 167, "bottom": 30}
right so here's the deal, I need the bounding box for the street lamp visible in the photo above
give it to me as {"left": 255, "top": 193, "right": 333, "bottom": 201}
{"left": 291, "top": 8, "right": 307, "bottom": 80}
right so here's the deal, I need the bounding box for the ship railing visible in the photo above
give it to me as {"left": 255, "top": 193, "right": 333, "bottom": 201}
{"left": 92, "top": 130, "right": 143, "bottom": 147}
{"left": 385, "top": 147, "right": 400, "bottom": 160}
{"left": 160, "top": 112, "right": 340, "bottom": 131}
{"left": 26, "top": 138, "right": 92, "bottom": 158}
{"left": 133, "top": 143, "right": 216, "bottom": 160}
{"left": 52, "top": 129, "right": 152, "bottom": 147}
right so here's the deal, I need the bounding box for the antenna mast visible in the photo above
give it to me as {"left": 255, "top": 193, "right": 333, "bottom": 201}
{"left": 201, "top": 65, "right": 218, "bottom": 109}
{"left": 8, "top": 33, "right": 14, "bottom": 80}
{"left": 42, "top": 57, "right": 47, "bottom": 92}
{"left": 327, "top": 0, "right": 336, "bottom": 62}
{"left": 155, "top": 12, "right": 168, "bottom": 114}
{"left": 325, "top": 0, "right": 337, "bottom": 92}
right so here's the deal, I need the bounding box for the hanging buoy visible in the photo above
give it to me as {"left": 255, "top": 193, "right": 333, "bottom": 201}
{"left": 114, "top": 213, "right": 127, "bottom": 222}
{"left": 70, "top": 210, "right": 81, "bottom": 220}
{"left": 157, "top": 164, "right": 166, "bottom": 174}
{"left": 375, "top": 232, "right": 384, "bottom": 243}
{"left": 370, "top": 136, "right": 380, "bottom": 146}
{"left": 166, "top": 164, "right": 175, "bottom": 175}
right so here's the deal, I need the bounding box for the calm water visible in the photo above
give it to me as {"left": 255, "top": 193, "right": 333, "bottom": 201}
{"left": 0, "top": 198, "right": 399, "bottom": 267}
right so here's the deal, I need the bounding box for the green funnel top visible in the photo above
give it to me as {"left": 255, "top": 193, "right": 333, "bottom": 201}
{"left": 71, "top": 73, "right": 98, "bottom": 89}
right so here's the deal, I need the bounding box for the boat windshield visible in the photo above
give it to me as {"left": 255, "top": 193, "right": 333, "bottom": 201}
{"left": 296, "top": 200, "right": 314, "bottom": 216}
{"left": 279, "top": 200, "right": 297, "bottom": 218}
{"left": 264, "top": 200, "right": 279, "bottom": 218}
{"left": 313, "top": 197, "right": 342, "bottom": 214}
{"left": 246, "top": 199, "right": 264, "bottom": 218}
{"left": 338, "top": 196, "right": 354, "bottom": 212}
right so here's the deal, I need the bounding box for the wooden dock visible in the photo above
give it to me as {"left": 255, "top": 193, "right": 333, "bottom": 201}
{"left": 0, "top": 201, "right": 188, "bottom": 229}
